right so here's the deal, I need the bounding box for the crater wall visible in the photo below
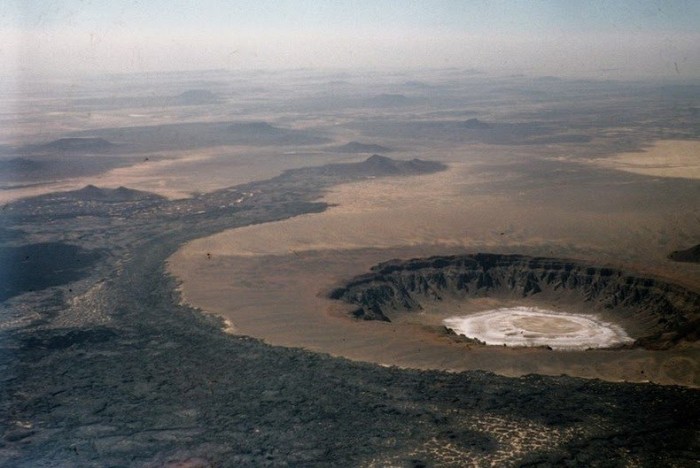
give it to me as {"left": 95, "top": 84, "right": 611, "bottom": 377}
{"left": 329, "top": 254, "right": 700, "bottom": 349}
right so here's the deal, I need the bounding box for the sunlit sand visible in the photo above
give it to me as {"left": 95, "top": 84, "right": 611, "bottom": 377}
{"left": 590, "top": 140, "right": 700, "bottom": 180}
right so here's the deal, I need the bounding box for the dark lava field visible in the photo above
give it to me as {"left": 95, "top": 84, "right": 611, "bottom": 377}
{"left": 0, "top": 156, "right": 698, "bottom": 466}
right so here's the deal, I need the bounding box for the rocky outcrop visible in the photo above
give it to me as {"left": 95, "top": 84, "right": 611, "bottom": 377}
{"left": 329, "top": 254, "right": 700, "bottom": 348}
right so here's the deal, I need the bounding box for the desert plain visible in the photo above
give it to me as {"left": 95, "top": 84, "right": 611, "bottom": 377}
{"left": 169, "top": 135, "right": 700, "bottom": 386}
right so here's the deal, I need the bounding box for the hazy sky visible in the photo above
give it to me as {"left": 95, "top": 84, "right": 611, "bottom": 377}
{"left": 3, "top": 0, "right": 699, "bottom": 78}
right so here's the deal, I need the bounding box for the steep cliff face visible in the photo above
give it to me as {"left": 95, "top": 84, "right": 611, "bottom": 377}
{"left": 329, "top": 254, "right": 700, "bottom": 349}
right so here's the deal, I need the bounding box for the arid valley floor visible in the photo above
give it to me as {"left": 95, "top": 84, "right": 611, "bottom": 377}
{"left": 0, "top": 69, "right": 699, "bottom": 466}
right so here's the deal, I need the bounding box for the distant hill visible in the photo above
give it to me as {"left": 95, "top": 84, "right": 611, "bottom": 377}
{"left": 66, "top": 185, "right": 165, "bottom": 203}
{"left": 330, "top": 142, "right": 393, "bottom": 154}
{"left": 361, "top": 155, "right": 444, "bottom": 175}
{"left": 293, "top": 154, "right": 446, "bottom": 180}
{"left": 367, "top": 94, "right": 410, "bottom": 107}
{"left": 461, "top": 118, "right": 492, "bottom": 129}
{"left": 403, "top": 80, "right": 431, "bottom": 89}
{"left": 175, "top": 89, "right": 218, "bottom": 105}
{"left": 668, "top": 244, "right": 700, "bottom": 263}
{"left": 32, "top": 137, "right": 116, "bottom": 153}
{"left": 229, "top": 122, "right": 279, "bottom": 134}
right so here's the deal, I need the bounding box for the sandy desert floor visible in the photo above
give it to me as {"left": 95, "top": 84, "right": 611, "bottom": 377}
{"left": 589, "top": 140, "right": 700, "bottom": 180}
{"left": 169, "top": 139, "right": 700, "bottom": 386}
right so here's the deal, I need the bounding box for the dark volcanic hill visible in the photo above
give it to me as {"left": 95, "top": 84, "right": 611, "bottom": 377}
{"left": 330, "top": 141, "right": 393, "bottom": 154}
{"left": 330, "top": 253, "right": 700, "bottom": 349}
{"left": 668, "top": 244, "right": 700, "bottom": 263}
{"left": 361, "top": 154, "right": 438, "bottom": 174}
{"left": 228, "top": 121, "right": 281, "bottom": 134}
{"left": 175, "top": 89, "right": 218, "bottom": 105}
{"left": 462, "top": 118, "right": 492, "bottom": 129}
{"left": 292, "top": 155, "right": 446, "bottom": 180}
{"left": 68, "top": 185, "right": 166, "bottom": 202}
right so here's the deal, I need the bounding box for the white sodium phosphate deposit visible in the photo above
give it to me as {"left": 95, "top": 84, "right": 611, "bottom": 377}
{"left": 444, "top": 307, "right": 634, "bottom": 350}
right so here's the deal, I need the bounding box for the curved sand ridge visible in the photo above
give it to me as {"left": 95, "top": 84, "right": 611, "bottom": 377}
{"left": 444, "top": 307, "right": 634, "bottom": 350}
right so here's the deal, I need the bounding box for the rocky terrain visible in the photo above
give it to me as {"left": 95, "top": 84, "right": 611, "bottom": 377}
{"left": 330, "top": 254, "right": 700, "bottom": 348}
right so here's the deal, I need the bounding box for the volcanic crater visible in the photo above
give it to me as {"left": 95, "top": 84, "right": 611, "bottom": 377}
{"left": 329, "top": 253, "right": 700, "bottom": 350}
